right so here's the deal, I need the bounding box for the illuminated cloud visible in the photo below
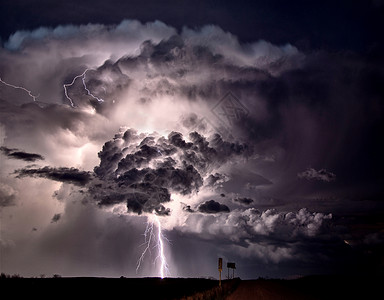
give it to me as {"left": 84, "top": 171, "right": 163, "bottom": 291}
{"left": 0, "top": 182, "right": 17, "bottom": 207}
{"left": 91, "top": 128, "right": 248, "bottom": 215}
{"left": 0, "top": 16, "right": 382, "bottom": 278}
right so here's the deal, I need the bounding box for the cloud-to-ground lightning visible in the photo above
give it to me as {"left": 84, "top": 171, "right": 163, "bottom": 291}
{"left": 63, "top": 68, "right": 104, "bottom": 107}
{"left": 136, "top": 215, "right": 169, "bottom": 278}
{"left": 155, "top": 215, "right": 169, "bottom": 279}
{"left": 0, "top": 77, "right": 39, "bottom": 101}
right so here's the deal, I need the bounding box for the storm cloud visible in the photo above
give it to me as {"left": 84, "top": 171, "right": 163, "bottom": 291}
{"left": 233, "top": 197, "right": 254, "bottom": 206}
{"left": 0, "top": 15, "right": 383, "bottom": 279}
{"left": 0, "top": 146, "right": 44, "bottom": 162}
{"left": 198, "top": 200, "right": 230, "bottom": 214}
{"left": 51, "top": 213, "right": 61, "bottom": 223}
{"left": 91, "top": 128, "right": 248, "bottom": 215}
{"left": 15, "top": 167, "right": 92, "bottom": 186}
{"left": 298, "top": 168, "right": 336, "bottom": 182}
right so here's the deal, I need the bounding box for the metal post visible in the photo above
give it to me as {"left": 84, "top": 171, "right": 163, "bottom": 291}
{"left": 218, "top": 258, "right": 223, "bottom": 287}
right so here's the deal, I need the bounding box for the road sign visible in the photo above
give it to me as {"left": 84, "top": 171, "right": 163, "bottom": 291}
{"left": 218, "top": 258, "right": 223, "bottom": 271}
{"left": 227, "top": 262, "right": 236, "bottom": 279}
{"left": 227, "top": 262, "right": 236, "bottom": 269}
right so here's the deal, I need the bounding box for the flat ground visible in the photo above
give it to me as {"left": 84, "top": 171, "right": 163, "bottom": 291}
{"left": 0, "top": 277, "right": 220, "bottom": 299}
{"left": 1, "top": 275, "right": 382, "bottom": 299}
{"left": 226, "top": 276, "right": 383, "bottom": 300}
{"left": 226, "top": 279, "right": 311, "bottom": 300}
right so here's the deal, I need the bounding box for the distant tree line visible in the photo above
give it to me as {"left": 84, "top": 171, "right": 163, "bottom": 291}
{"left": 1, "top": 273, "right": 62, "bottom": 278}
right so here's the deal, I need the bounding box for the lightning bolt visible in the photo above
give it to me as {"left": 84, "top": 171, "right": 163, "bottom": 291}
{"left": 0, "top": 77, "right": 39, "bottom": 101}
{"left": 136, "top": 220, "right": 155, "bottom": 273}
{"left": 155, "top": 215, "right": 169, "bottom": 279}
{"left": 63, "top": 68, "right": 104, "bottom": 107}
{"left": 136, "top": 215, "right": 170, "bottom": 279}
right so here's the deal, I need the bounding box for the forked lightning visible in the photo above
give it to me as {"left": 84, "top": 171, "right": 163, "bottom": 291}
{"left": 136, "top": 215, "right": 169, "bottom": 278}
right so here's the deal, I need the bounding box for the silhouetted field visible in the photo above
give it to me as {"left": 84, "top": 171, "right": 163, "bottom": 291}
{"left": 1, "top": 275, "right": 382, "bottom": 299}
{"left": 0, "top": 276, "right": 238, "bottom": 300}
{"left": 227, "top": 275, "right": 383, "bottom": 300}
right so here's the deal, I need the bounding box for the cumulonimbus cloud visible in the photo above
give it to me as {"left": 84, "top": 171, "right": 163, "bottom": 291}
{"left": 4, "top": 18, "right": 369, "bottom": 273}
{"left": 91, "top": 128, "right": 249, "bottom": 215}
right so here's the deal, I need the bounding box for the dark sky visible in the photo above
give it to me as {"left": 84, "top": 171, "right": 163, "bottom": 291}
{"left": 1, "top": 0, "right": 383, "bottom": 52}
{"left": 0, "top": 0, "right": 383, "bottom": 279}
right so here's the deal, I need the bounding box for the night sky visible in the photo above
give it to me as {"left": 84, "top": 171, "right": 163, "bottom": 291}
{"left": 0, "top": 0, "right": 383, "bottom": 279}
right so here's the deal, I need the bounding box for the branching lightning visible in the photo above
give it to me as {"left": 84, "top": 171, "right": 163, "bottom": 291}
{"left": 1, "top": 68, "right": 104, "bottom": 107}
{"left": 136, "top": 220, "right": 154, "bottom": 272}
{"left": 0, "top": 77, "right": 39, "bottom": 101}
{"left": 63, "top": 68, "right": 104, "bottom": 107}
{"left": 136, "top": 215, "right": 170, "bottom": 278}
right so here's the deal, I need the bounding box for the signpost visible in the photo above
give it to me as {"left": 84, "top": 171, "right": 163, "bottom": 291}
{"left": 227, "top": 262, "right": 236, "bottom": 279}
{"left": 218, "top": 258, "right": 223, "bottom": 287}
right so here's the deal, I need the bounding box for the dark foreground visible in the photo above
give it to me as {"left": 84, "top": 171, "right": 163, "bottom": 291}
{"left": 1, "top": 275, "right": 382, "bottom": 299}
{"left": 227, "top": 275, "right": 383, "bottom": 300}
{"left": 0, "top": 277, "right": 238, "bottom": 299}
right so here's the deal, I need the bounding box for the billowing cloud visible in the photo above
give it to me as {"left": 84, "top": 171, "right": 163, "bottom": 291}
{"left": 0, "top": 17, "right": 382, "bottom": 278}
{"left": 198, "top": 200, "right": 230, "bottom": 214}
{"left": 179, "top": 207, "right": 333, "bottom": 265}
{"left": 5, "top": 20, "right": 177, "bottom": 51}
{"left": 92, "top": 128, "right": 248, "bottom": 215}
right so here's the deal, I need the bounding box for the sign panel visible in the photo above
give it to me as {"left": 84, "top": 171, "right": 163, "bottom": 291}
{"left": 218, "top": 258, "right": 223, "bottom": 271}
{"left": 227, "top": 262, "right": 236, "bottom": 269}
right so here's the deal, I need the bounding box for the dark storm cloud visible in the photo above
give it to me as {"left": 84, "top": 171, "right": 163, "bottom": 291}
{"left": 59, "top": 28, "right": 383, "bottom": 202}
{"left": 1, "top": 15, "right": 383, "bottom": 278}
{"left": 0, "top": 146, "right": 44, "bottom": 162}
{"left": 198, "top": 200, "right": 230, "bottom": 214}
{"left": 97, "top": 183, "right": 172, "bottom": 216}
{"left": 182, "top": 203, "right": 195, "bottom": 213}
{"left": 15, "top": 166, "right": 92, "bottom": 186}
{"left": 233, "top": 197, "right": 254, "bottom": 205}
{"left": 205, "top": 173, "right": 227, "bottom": 187}
{"left": 51, "top": 213, "right": 61, "bottom": 223}
{"left": 92, "top": 128, "right": 249, "bottom": 215}
{"left": 298, "top": 168, "right": 336, "bottom": 182}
